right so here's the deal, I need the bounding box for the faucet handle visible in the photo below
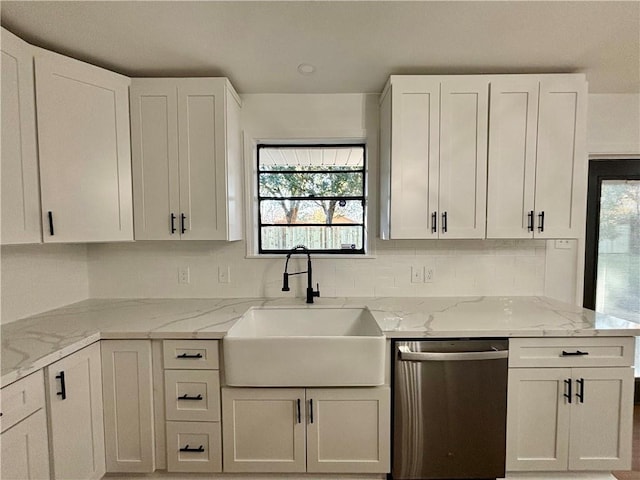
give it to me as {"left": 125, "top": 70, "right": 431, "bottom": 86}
{"left": 315, "top": 283, "right": 320, "bottom": 298}
{"left": 282, "top": 273, "right": 290, "bottom": 292}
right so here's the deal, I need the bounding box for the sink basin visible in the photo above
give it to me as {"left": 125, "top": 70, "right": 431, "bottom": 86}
{"left": 223, "top": 307, "right": 385, "bottom": 387}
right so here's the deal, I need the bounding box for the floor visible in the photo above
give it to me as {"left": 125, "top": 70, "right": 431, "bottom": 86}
{"left": 612, "top": 403, "right": 640, "bottom": 480}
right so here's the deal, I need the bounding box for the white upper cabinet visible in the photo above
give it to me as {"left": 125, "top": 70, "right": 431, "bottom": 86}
{"left": 380, "top": 75, "right": 489, "bottom": 239}
{"left": 130, "top": 78, "right": 243, "bottom": 241}
{"left": 1, "top": 28, "right": 41, "bottom": 245}
{"left": 439, "top": 78, "right": 489, "bottom": 238}
{"left": 35, "top": 49, "right": 133, "bottom": 243}
{"left": 487, "top": 74, "right": 587, "bottom": 239}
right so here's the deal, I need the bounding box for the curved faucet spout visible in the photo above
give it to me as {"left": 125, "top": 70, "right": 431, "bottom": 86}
{"left": 282, "top": 245, "right": 320, "bottom": 303}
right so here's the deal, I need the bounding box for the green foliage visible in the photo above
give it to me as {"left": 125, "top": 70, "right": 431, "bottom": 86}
{"left": 599, "top": 181, "right": 640, "bottom": 242}
{"left": 259, "top": 167, "right": 364, "bottom": 225}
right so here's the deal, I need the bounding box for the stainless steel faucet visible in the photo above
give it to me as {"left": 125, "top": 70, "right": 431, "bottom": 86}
{"left": 282, "top": 245, "right": 320, "bottom": 304}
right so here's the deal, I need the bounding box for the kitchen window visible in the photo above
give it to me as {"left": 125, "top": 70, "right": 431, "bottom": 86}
{"left": 257, "top": 144, "right": 366, "bottom": 254}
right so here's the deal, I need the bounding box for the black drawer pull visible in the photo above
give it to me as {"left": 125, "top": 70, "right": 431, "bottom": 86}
{"left": 178, "top": 394, "right": 203, "bottom": 401}
{"left": 297, "top": 398, "right": 301, "bottom": 424}
{"left": 309, "top": 398, "right": 314, "bottom": 424}
{"left": 576, "top": 378, "right": 585, "bottom": 403}
{"left": 563, "top": 378, "right": 572, "bottom": 404}
{"left": 179, "top": 445, "right": 204, "bottom": 453}
{"left": 181, "top": 213, "right": 187, "bottom": 234}
{"left": 538, "top": 211, "right": 545, "bottom": 232}
{"left": 442, "top": 211, "right": 448, "bottom": 233}
{"left": 527, "top": 210, "right": 534, "bottom": 232}
{"left": 431, "top": 211, "right": 437, "bottom": 233}
{"left": 48, "top": 211, "right": 55, "bottom": 236}
{"left": 561, "top": 350, "right": 589, "bottom": 357}
{"left": 56, "top": 371, "right": 66, "bottom": 400}
{"left": 176, "top": 353, "right": 203, "bottom": 359}
{"left": 170, "top": 213, "right": 177, "bottom": 234}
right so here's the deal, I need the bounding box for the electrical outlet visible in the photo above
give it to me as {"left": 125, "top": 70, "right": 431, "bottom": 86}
{"left": 411, "top": 266, "right": 424, "bottom": 283}
{"left": 425, "top": 266, "right": 435, "bottom": 283}
{"left": 555, "top": 239, "right": 572, "bottom": 250}
{"left": 218, "top": 266, "right": 231, "bottom": 284}
{"left": 178, "top": 266, "right": 190, "bottom": 284}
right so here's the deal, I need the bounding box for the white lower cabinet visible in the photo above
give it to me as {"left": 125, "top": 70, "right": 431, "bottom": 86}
{"left": 47, "top": 342, "right": 106, "bottom": 480}
{"left": 0, "top": 371, "right": 49, "bottom": 480}
{"left": 0, "top": 410, "right": 50, "bottom": 480}
{"left": 101, "top": 340, "right": 155, "bottom": 473}
{"left": 222, "top": 387, "right": 390, "bottom": 474}
{"left": 506, "top": 337, "right": 635, "bottom": 472}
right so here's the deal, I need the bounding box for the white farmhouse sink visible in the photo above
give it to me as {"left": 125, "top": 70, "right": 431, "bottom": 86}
{"left": 223, "top": 307, "right": 385, "bottom": 387}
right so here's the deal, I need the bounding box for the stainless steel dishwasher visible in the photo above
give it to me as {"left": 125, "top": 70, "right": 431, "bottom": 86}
{"left": 393, "top": 339, "right": 509, "bottom": 480}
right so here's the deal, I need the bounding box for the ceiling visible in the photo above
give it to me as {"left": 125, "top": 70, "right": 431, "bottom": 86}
{"left": 1, "top": 1, "right": 639, "bottom": 94}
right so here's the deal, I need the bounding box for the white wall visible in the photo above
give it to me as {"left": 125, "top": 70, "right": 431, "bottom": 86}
{"left": 1, "top": 244, "right": 89, "bottom": 323}
{"left": 88, "top": 93, "right": 547, "bottom": 300}
{"left": 88, "top": 238, "right": 547, "bottom": 299}
{"left": 588, "top": 94, "right": 640, "bottom": 155}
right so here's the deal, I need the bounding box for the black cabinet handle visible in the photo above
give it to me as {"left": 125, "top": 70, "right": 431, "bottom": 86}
{"left": 442, "top": 212, "right": 448, "bottom": 233}
{"left": 563, "top": 378, "right": 572, "bottom": 404}
{"left": 538, "top": 211, "right": 545, "bottom": 233}
{"left": 178, "top": 394, "right": 203, "bottom": 401}
{"left": 561, "top": 350, "right": 589, "bottom": 357}
{"left": 431, "top": 211, "right": 437, "bottom": 234}
{"left": 527, "top": 210, "right": 534, "bottom": 232}
{"left": 48, "top": 211, "right": 55, "bottom": 236}
{"left": 179, "top": 445, "right": 204, "bottom": 453}
{"left": 170, "top": 213, "right": 177, "bottom": 234}
{"left": 181, "top": 213, "right": 187, "bottom": 234}
{"left": 576, "top": 378, "right": 585, "bottom": 403}
{"left": 56, "top": 371, "right": 66, "bottom": 400}
{"left": 297, "top": 399, "right": 301, "bottom": 424}
{"left": 176, "top": 353, "right": 203, "bottom": 359}
{"left": 309, "top": 399, "right": 314, "bottom": 424}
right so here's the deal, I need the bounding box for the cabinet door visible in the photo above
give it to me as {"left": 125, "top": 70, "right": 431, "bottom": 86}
{"left": 1, "top": 28, "right": 41, "bottom": 245}
{"left": 568, "top": 367, "right": 634, "bottom": 470}
{"left": 101, "top": 340, "right": 155, "bottom": 473}
{"left": 35, "top": 49, "right": 133, "bottom": 243}
{"left": 221, "top": 387, "right": 306, "bottom": 473}
{"left": 389, "top": 76, "right": 440, "bottom": 239}
{"left": 177, "top": 79, "right": 228, "bottom": 240}
{"left": 486, "top": 78, "right": 539, "bottom": 239}
{"left": 48, "top": 342, "right": 105, "bottom": 480}
{"left": 0, "top": 410, "right": 50, "bottom": 480}
{"left": 439, "top": 77, "right": 489, "bottom": 239}
{"left": 534, "top": 76, "right": 587, "bottom": 238}
{"left": 130, "top": 80, "right": 180, "bottom": 240}
{"left": 306, "top": 387, "right": 390, "bottom": 474}
{"left": 506, "top": 368, "right": 571, "bottom": 471}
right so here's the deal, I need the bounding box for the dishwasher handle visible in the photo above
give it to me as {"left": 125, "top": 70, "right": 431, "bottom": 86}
{"left": 398, "top": 345, "right": 508, "bottom": 362}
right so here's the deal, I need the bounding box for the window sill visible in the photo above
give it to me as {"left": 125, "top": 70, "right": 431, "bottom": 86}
{"left": 245, "top": 253, "right": 377, "bottom": 260}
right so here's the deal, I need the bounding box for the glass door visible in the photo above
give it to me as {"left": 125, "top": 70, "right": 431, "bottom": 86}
{"left": 584, "top": 159, "right": 640, "bottom": 375}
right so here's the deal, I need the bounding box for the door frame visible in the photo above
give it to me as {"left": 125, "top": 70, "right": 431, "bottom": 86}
{"left": 582, "top": 159, "right": 640, "bottom": 309}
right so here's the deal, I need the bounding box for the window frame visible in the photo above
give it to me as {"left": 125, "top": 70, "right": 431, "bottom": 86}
{"left": 256, "top": 143, "right": 367, "bottom": 255}
{"left": 583, "top": 158, "right": 640, "bottom": 309}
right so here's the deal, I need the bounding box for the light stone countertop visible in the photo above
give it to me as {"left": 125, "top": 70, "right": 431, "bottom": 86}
{"left": 2, "top": 296, "right": 639, "bottom": 387}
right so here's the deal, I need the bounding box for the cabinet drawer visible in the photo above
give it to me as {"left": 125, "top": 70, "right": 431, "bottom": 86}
{"left": 165, "top": 370, "right": 220, "bottom": 422}
{"left": 0, "top": 371, "right": 45, "bottom": 433}
{"left": 509, "top": 337, "right": 635, "bottom": 368}
{"left": 163, "top": 340, "right": 219, "bottom": 370}
{"left": 166, "top": 421, "right": 221, "bottom": 473}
